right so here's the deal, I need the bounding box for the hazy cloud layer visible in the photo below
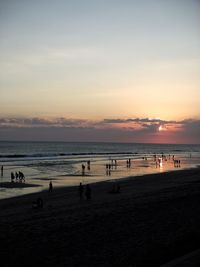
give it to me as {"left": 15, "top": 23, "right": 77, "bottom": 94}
{"left": 0, "top": 117, "right": 88, "bottom": 128}
{"left": 0, "top": 117, "right": 199, "bottom": 143}
{"left": 103, "top": 118, "right": 175, "bottom": 124}
{"left": 0, "top": 117, "right": 183, "bottom": 127}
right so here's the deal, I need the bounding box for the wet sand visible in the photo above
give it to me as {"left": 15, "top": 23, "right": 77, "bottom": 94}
{"left": 0, "top": 182, "right": 40, "bottom": 188}
{"left": 1, "top": 168, "right": 200, "bottom": 267}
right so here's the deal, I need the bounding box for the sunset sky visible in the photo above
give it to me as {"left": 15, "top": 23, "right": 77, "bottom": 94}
{"left": 0, "top": 0, "right": 200, "bottom": 143}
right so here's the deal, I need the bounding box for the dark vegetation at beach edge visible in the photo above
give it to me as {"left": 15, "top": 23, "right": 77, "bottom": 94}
{"left": 1, "top": 168, "right": 200, "bottom": 267}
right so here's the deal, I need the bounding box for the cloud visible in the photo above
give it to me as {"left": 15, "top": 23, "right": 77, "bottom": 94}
{"left": 102, "top": 117, "right": 184, "bottom": 133}
{"left": 103, "top": 118, "right": 176, "bottom": 124}
{"left": 180, "top": 119, "right": 200, "bottom": 138}
{"left": 0, "top": 116, "right": 198, "bottom": 131}
{"left": 0, "top": 116, "right": 199, "bottom": 143}
{"left": 0, "top": 117, "right": 89, "bottom": 128}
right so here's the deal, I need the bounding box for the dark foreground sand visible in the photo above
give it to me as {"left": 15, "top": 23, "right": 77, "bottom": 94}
{"left": 1, "top": 168, "right": 200, "bottom": 267}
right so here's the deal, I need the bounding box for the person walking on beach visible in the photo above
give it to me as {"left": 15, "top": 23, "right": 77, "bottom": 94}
{"left": 49, "top": 180, "right": 53, "bottom": 192}
{"left": 85, "top": 184, "right": 91, "bottom": 200}
{"left": 78, "top": 182, "right": 84, "bottom": 200}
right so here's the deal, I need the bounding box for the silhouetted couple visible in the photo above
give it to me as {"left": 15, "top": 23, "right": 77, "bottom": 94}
{"left": 78, "top": 183, "right": 91, "bottom": 200}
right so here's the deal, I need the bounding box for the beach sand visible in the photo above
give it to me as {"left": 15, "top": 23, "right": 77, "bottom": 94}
{"left": 1, "top": 168, "right": 200, "bottom": 267}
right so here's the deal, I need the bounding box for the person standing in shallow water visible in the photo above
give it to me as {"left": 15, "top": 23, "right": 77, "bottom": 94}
{"left": 49, "top": 180, "right": 53, "bottom": 192}
{"left": 87, "top": 160, "right": 90, "bottom": 170}
{"left": 82, "top": 164, "right": 85, "bottom": 176}
{"left": 1, "top": 166, "right": 3, "bottom": 177}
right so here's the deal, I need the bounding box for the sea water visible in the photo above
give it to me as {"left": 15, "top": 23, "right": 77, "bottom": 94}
{"left": 0, "top": 141, "right": 199, "bottom": 199}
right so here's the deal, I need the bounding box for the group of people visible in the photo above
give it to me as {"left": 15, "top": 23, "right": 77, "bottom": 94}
{"left": 153, "top": 153, "right": 182, "bottom": 169}
{"left": 11, "top": 171, "right": 25, "bottom": 183}
{"left": 48, "top": 180, "right": 91, "bottom": 201}
{"left": 173, "top": 159, "right": 181, "bottom": 168}
{"left": 105, "top": 159, "right": 119, "bottom": 176}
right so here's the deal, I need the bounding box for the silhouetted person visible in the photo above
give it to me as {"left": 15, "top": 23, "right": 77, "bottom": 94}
{"left": 126, "top": 160, "right": 129, "bottom": 168}
{"left": 82, "top": 164, "right": 85, "bottom": 176}
{"left": 1, "top": 166, "right": 3, "bottom": 177}
{"left": 127, "top": 159, "right": 131, "bottom": 168}
{"left": 11, "top": 172, "right": 15, "bottom": 182}
{"left": 79, "top": 182, "right": 84, "bottom": 200}
{"left": 49, "top": 181, "right": 53, "bottom": 192}
{"left": 85, "top": 184, "right": 91, "bottom": 200}
{"left": 156, "top": 160, "right": 158, "bottom": 168}
{"left": 18, "top": 171, "right": 25, "bottom": 182}
{"left": 106, "top": 169, "right": 111, "bottom": 176}
{"left": 21, "top": 172, "right": 25, "bottom": 182}
{"left": 15, "top": 172, "right": 19, "bottom": 180}
{"left": 87, "top": 161, "right": 90, "bottom": 170}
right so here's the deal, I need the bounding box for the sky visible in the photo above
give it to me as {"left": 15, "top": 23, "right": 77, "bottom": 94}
{"left": 0, "top": 0, "right": 200, "bottom": 143}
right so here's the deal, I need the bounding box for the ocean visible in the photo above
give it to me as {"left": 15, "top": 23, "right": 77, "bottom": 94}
{"left": 0, "top": 141, "right": 200, "bottom": 199}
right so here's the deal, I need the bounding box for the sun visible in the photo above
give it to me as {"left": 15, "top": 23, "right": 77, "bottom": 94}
{"left": 158, "top": 125, "right": 163, "bottom": 131}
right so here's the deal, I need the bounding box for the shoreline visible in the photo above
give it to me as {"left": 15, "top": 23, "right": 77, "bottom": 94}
{"left": 0, "top": 166, "right": 199, "bottom": 201}
{"left": 1, "top": 167, "right": 200, "bottom": 266}
{"left": 1, "top": 144, "right": 199, "bottom": 201}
